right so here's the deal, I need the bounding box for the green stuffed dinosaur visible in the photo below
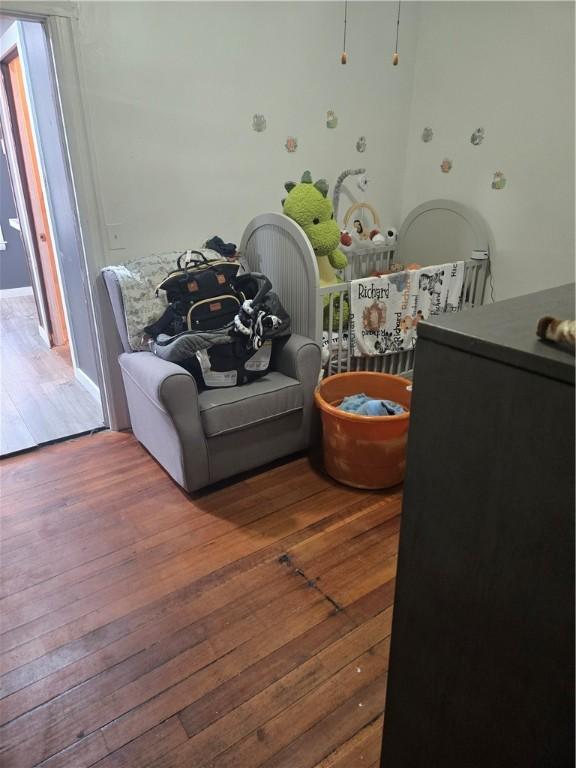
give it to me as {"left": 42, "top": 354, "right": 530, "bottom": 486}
{"left": 282, "top": 171, "right": 349, "bottom": 329}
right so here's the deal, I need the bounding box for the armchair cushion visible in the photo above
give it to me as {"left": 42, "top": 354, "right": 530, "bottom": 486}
{"left": 198, "top": 373, "right": 302, "bottom": 437}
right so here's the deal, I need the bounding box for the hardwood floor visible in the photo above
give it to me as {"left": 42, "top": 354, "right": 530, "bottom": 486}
{"left": 0, "top": 295, "right": 104, "bottom": 457}
{"left": 0, "top": 431, "right": 400, "bottom": 767}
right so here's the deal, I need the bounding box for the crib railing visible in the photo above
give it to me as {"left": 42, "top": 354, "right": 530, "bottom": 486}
{"left": 342, "top": 244, "right": 396, "bottom": 282}
{"left": 321, "top": 257, "right": 489, "bottom": 377}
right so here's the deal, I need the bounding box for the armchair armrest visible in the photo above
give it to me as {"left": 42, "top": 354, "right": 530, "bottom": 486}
{"left": 118, "top": 352, "right": 209, "bottom": 492}
{"left": 273, "top": 334, "right": 321, "bottom": 386}
{"left": 119, "top": 352, "right": 200, "bottom": 414}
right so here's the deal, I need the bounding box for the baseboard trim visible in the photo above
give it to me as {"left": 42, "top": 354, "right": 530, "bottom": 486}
{"left": 38, "top": 324, "right": 51, "bottom": 347}
{"left": 0, "top": 286, "right": 33, "bottom": 297}
{"left": 74, "top": 367, "right": 101, "bottom": 402}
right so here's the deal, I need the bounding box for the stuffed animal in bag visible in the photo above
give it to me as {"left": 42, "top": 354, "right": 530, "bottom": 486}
{"left": 282, "top": 171, "right": 349, "bottom": 329}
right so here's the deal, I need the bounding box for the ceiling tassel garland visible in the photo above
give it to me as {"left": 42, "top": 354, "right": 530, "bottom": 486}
{"left": 393, "top": 0, "right": 401, "bottom": 65}
{"left": 341, "top": 0, "right": 348, "bottom": 64}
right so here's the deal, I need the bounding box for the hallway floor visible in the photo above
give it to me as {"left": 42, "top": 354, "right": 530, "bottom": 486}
{"left": 0, "top": 431, "right": 399, "bottom": 767}
{"left": 0, "top": 294, "right": 104, "bottom": 456}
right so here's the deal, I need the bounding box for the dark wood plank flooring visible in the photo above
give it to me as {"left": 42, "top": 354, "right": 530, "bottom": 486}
{"left": 0, "top": 431, "right": 400, "bottom": 767}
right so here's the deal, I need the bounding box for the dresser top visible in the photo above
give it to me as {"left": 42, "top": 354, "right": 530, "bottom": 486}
{"left": 418, "top": 284, "right": 575, "bottom": 384}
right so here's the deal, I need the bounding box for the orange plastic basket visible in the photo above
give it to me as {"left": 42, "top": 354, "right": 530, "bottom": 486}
{"left": 315, "top": 372, "right": 412, "bottom": 489}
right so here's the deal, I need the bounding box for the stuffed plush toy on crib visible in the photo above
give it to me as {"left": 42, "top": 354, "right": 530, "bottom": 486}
{"left": 282, "top": 171, "right": 349, "bottom": 330}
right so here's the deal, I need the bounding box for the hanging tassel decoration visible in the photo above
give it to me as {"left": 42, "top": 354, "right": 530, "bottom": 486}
{"left": 341, "top": 0, "right": 348, "bottom": 64}
{"left": 393, "top": 0, "right": 401, "bottom": 65}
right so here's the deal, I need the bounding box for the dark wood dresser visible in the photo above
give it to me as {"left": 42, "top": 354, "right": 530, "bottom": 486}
{"left": 380, "top": 284, "right": 575, "bottom": 768}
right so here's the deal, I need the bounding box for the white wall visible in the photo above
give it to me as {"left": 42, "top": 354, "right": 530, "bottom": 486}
{"left": 75, "top": 1, "right": 419, "bottom": 263}
{"left": 0, "top": 16, "right": 16, "bottom": 36}
{"left": 401, "top": 1, "right": 575, "bottom": 300}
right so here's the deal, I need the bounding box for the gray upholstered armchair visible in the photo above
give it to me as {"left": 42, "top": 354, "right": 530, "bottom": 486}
{"left": 102, "top": 268, "right": 321, "bottom": 493}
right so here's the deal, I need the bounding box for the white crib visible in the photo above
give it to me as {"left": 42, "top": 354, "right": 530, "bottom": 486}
{"left": 239, "top": 200, "right": 492, "bottom": 377}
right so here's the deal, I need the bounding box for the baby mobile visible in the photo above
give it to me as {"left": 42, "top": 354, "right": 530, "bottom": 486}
{"left": 340, "top": 0, "right": 402, "bottom": 65}
{"left": 335, "top": 0, "right": 403, "bottom": 265}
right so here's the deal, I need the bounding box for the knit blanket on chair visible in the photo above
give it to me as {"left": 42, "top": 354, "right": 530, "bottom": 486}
{"left": 107, "top": 249, "right": 221, "bottom": 351}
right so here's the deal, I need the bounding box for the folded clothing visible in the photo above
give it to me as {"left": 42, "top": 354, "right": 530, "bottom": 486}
{"left": 204, "top": 236, "right": 237, "bottom": 258}
{"left": 338, "top": 393, "right": 405, "bottom": 416}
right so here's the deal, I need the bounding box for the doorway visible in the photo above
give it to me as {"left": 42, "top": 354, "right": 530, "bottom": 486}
{"left": 0, "top": 16, "right": 104, "bottom": 456}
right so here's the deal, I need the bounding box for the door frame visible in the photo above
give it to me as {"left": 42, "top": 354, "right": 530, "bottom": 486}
{"left": 0, "top": 43, "right": 52, "bottom": 344}
{"left": 0, "top": 2, "right": 117, "bottom": 427}
{"left": 0, "top": 30, "right": 71, "bottom": 348}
